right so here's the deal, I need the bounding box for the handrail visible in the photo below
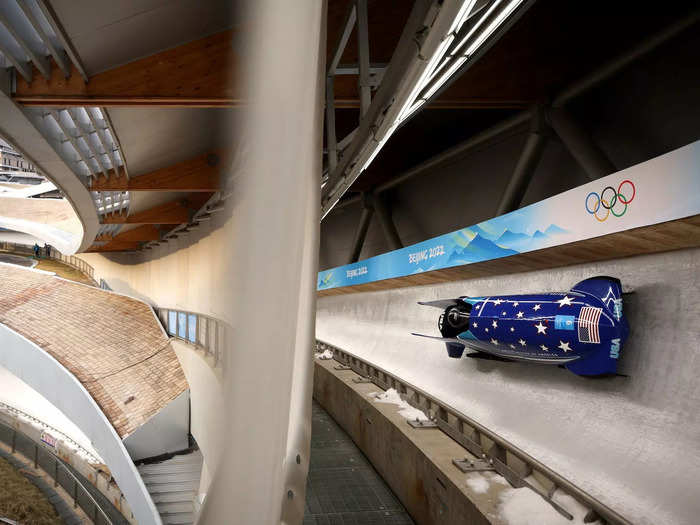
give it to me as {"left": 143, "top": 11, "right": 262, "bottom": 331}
{"left": 0, "top": 401, "right": 101, "bottom": 464}
{"left": 154, "top": 307, "right": 229, "bottom": 368}
{"left": 0, "top": 419, "right": 113, "bottom": 524}
{"left": 316, "top": 339, "right": 632, "bottom": 525}
{"left": 0, "top": 241, "right": 96, "bottom": 283}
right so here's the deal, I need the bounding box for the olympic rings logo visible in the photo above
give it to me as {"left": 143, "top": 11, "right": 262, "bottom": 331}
{"left": 585, "top": 180, "right": 635, "bottom": 221}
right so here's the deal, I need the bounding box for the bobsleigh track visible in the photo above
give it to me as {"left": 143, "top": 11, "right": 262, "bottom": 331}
{"left": 316, "top": 247, "right": 700, "bottom": 525}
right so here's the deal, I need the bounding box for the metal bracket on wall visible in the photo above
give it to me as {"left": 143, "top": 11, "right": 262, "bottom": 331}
{"left": 452, "top": 457, "right": 495, "bottom": 473}
{"left": 407, "top": 418, "right": 438, "bottom": 429}
{"left": 352, "top": 376, "right": 374, "bottom": 384}
{"left": 333, "top": 364, "right": 352, "bottom": 370}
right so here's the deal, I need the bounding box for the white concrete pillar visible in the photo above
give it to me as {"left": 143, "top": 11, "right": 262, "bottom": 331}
{"left": 198, "top": 1, "right": 325, "bottom": 524}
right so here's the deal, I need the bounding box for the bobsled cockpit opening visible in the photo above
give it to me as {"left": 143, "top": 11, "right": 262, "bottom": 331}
{"left": 439, "top": 303, "right": 471, "bottom": 338}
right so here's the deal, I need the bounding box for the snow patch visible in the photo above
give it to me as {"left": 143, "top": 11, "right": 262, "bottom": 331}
{"left": 315, "top": 349, "right": 334, "bottom": 360}
{"left": 466, "top": 473, "right": 490, "bottom": 494}
{"left": 499, "top": 487, "right": 598, "bottom": 525}
{"left": 370, "top": 388, "right": 429, "bottom": 422}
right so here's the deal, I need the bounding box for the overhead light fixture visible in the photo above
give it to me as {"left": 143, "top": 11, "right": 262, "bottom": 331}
{"left": 322, "top": 0, "right": 528, "bottom": 219}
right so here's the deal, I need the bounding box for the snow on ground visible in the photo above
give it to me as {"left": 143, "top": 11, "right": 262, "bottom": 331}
{"left": 314, "top": 349, "right": 334, "bottom": 359}
{"left": 499, "top": 487, "right": 599, "bottom": 525}
{"left": 0, "top": 365, "right": 100, "bottom": 460}
{"left": 370, "top": 388, "right": 429, "bottom": 422}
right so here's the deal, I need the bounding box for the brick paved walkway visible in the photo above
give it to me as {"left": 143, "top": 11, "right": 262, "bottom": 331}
{"left": 0, "top": 264, "right": 187, "bottom": 438}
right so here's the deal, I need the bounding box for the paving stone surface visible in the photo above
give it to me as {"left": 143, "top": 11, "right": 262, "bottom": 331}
{"left": 0, "top": 264, "right": 187, "bottom": 438}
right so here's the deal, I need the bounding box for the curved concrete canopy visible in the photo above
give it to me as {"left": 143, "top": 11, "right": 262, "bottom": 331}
{"left": 0, "top": 195, "right": 83, "bottom": 253}
{"left": 0, "top": 90, "right": 99, "bottom": 253}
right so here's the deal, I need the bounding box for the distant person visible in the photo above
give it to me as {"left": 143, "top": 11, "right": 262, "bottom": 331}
{"left": 33, "top": 243, "right": 40, "bottom": 258}
{"left": 45, "top": 244, "right": 51, "bottom": 258}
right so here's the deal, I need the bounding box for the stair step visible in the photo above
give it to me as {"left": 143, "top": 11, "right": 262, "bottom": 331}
{"left": 156, "top": 501, "right": 194, "bottom": 514}
{"left": 144, "top": 480, "right": 200, "bottom": 494}
{"left": 141, "top": 471, "right": 201, "bottom": 484}
{"left": 150, "top": 490, "right": 197, "bottom": 503}
{"left": 161, "top": 512, "right": 195, "bottom": 524}
{"left": 137, "top": 450, "right": 203, "bottom": 525}
{"left": 138, "top": 462, "right": 203, "bottom": 476}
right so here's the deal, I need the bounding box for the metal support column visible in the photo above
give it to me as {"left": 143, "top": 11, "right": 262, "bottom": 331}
{"left": 546, "top": 106, "right": 616, "bottom": 181}
{"left": 326, "top": 75, "right": 338, "bottom": 172}
{"left": 356, "top": 0, "right": 371, "bottom": 117}
{"left": 496, "top": 110, "right": 548, "bottom": 216}
{"left": 348, "top": 195, "right": 374, "bottom": 263}
{"left": 372, "top": 193, "right": 403, "bottom": 250}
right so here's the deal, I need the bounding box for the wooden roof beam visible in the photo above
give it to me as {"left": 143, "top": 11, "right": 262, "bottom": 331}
{"left": 91, "top": 152, "right": 222, "bottom": 192}
{"left": 13, "top": 30, "right": 239, "bottom": 107}
{"left": 101, "top": 193, "right": 213, "bottom": 224}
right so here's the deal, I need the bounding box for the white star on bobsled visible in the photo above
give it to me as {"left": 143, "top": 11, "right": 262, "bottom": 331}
{"left": 485, "top": 327, "right": 489, "bottom": 332}
{"left": 513, "top": 301, "right": 519, "bottom": 307}
{"left": 557, "top": 296, "right": 574, "bottom": 307}
{"left": 502, "top": 311, "right": 507, "bottom": 315}
{"left": 540, "top": 344, "right": 549, "bottom": 351}
{"left": 516, "top": 311, "right": 524, "bottom": 318}
{"left": 510, "top": 327, "right": 515, "bottom": 332}
{"left": 535, "top": 322, "right": 547, "bottom": 334}
{"left": 472, "top": 322, "right": 478, "bottom": 328}
{"left": 519, "top": 339, "right": 527, "bottom": 346}
{"left": 493, "top": 299, "right": 503, "bottom": 305}
{"left": 533, "top": 304, "right": 541, "bottom": 311}
{"left": 491, "top": 338, "right": 499, "bottom": 345}
{"left": 509, "top": 344, "right": 516, "bottom": 349}
{"left": 558, "top": 341, "right": 572, "bottom": 352}
{"left": 492, "top": 320, "right": 498, "bottom": 328}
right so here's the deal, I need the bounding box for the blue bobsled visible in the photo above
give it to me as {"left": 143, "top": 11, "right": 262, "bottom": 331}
{"left": 413, "top": 276, "right": 629, "bottom": 377}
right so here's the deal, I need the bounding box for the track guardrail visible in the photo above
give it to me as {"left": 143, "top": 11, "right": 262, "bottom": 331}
{"left": 316, "top": 340, "right": 631, "bottom": 525}
{"left": 155, "top": 307, "right": 229, "bottom": 367}
{"left": 0, "top": 419, "right": 113, "bottom": 525}
{"left": 0, "top": 402, "right": 100, "bottom": 464}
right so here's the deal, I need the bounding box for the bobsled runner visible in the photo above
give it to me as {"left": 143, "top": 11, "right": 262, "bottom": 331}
{"left": 413, "top": 276, "right": 629, "bottom": 376}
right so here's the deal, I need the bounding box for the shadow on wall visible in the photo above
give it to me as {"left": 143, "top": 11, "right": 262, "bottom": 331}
{"left": 97, "top": 201, "right": 232, "bottom": 267}
{"left": 99, "top": 278, "right": 156, "bottom": 306}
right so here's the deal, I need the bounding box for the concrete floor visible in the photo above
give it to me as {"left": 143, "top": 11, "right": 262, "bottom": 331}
{"left": 304, "top": 401, "right": 414, "bottom": 525}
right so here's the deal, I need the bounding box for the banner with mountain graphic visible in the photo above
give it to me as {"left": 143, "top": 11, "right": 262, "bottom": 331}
{"left": 317, "top": 139, "right": 700, "bottom": 291}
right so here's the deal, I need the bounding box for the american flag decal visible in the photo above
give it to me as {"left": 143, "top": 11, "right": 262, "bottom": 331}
{"left": 578, "top": 307, "right": 602, "bottom": 343}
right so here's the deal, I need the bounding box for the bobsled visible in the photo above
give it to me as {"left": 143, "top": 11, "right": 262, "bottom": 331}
{"left": 413, "top": 276, "right": 629, "bottom": 376}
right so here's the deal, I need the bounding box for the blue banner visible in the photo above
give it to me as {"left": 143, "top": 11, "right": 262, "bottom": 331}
{"left": 318, "top": 140, "right": 700, "bottom": 291}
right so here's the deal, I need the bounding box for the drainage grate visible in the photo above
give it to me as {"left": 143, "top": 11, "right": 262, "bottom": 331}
{"left": 304, "top": 401, "right": 413, "bottom": 524}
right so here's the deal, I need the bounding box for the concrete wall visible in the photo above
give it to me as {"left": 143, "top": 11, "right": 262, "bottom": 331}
{"left": 80, "top": 209, "right": 236, "bottom": 323}
{"left": 313, "top": 359, "right": 497, "bottom": 525}
{"left": 0, "top": 323, "right": 161, "bottom": 525}
{"left": 319, "top": 28, "right": 700, "bottom": 270}
{"left": 171, "top": 340, "right": 225, "bottom": 497}
{"left": 316, "top": 246, "right": 700, "bottom": 525}
{"left": 123, "top": 390, "right": 190, "bottom": 462}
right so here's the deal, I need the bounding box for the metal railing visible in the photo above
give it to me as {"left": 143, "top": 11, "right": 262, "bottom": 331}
{"left": 0, "top": 241, "right": 96, "bottom": 281}
{"left": 0, "top": 402, "right": 101, "bottom": 464}
{"left": 316, "top": 340, "right": 631, "bottom": 525}
{"left": 155, "top": 307, "right": 229, "bottom": 367}
{"left": 0, "top": 419, "right": 113, "bottom": 525}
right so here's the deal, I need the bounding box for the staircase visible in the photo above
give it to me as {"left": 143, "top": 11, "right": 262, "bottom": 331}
{"left": 137, "top": 450, "right": 203, "bottom": 524}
